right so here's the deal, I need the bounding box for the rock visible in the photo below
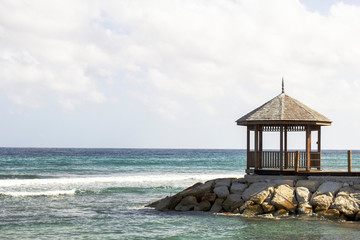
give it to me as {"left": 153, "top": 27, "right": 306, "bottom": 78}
{"left": 311, "top": 193, "right": 333, "bottom": 212}
{"left": 317, "top": 209, "right": 341, "bottom": 220}
{"left": 214, "top": 186, "right": 230, "bottom": 199}
{"left": 273, "top": 209, "right": 289, "bottom": 217}
{"left": 180, "top": 181, "right": 214, "bottom": 199}
{"left": 261, "top": 202, "right": 276, "bottom": 213}
{"left": 296, "top": 187, "right": 311, "bottom": 204}
{"left": 271, "top": 185, "right": 297, "bottom": 212}
{"left": 349, "top": 189, "right": 360, "bottom": 201}
{"left": 239, "top": 200, "right": 253, "bottom": 214}
{"left": 215, "top": 178, "right": 233, "bottom": 188}
{"left": 230, "top": 183, "right": 248, "bottom": 194}
{"left": 262, "top": 213, "right": 274, "bottom": 218}
{"left": 264, "top": 188, "right": 274, "bottom": 202}
{"left": 295, "top": 180, "right": 320, "bottom": 193}
{"left": 332, "top": 189, "right": 360, "bottom": 217}
{"left": 155, "top": 194, "right": 183, "bottom": 211}
{"left": 201, "top": 193, "right": 217, "bottom": 203}
{"left": 194, "top": 201, "right": 211, "bottom": 211}
{"left": 210, "top": 198, "right": 224, "bottom": 213}
{"left": 353, "top": 184, "right": 360, "bottom": 191}
{"left": 297, "top": 203, "right": 313, "bottom": 215}
{"left": 155, "top": 197, "right": 171, "bottom": 211}
{"left": 316, "top": 181, "right": 343, "bottom": 196}
{"left": 146, "top": 199, "right": 162, "bottom": 208}
{"left": 242, "top": 204, "right": 263, "bottom": 216}
{"left": 332, "top": 195, "right": 359, "bottom": 217}
{"left": 355, "top": 212, "right": 360, "bottom": 221}
{"left": 272, "top": 179, "right": 294, "bottom": 187}
{"left": 175, "top": 196, "right": 198, "bottom": 211}
{"left": 232, "top": 178, "right": 247, "bottom": 184}
{"left": 222, "top": 194, "right": 244, "bottom": 212}
{"left": 232, "top": 208, "right": 240, "bottom": 214}
{"left": 242, "top": 182, "right": 275, "bottom": 204}
{"left": 177, "top": 182, "right": 202, "bottom": 195}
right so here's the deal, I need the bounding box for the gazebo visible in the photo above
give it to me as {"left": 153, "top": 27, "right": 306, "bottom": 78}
{"left": 236, "top": 83, "right": 332, "bottom": 174}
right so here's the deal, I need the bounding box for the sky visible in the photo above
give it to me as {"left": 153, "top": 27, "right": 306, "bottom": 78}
{"left": 1, "top": 0, "right": 360, "bottom": 149}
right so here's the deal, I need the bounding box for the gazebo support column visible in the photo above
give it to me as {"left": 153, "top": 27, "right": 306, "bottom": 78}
{"left": 254, "top": 125, "right": 259, "bottom": 170}
{"left": 280, "top": 125, "right": 283, "bottom": 171}
{"left": 306, "top": 125, "right": 311, "bottom": 171}
{"left": 247, "top": 127, "right": 250, "bottom": 169}
{"left": 284, "top": 125, "right": 288, "bottom": 169}
{"left": 317, "top": 127, "right": 321, "bottom": 170}
{"left": 259, "top": 128, "right": 263, "bottom": 169}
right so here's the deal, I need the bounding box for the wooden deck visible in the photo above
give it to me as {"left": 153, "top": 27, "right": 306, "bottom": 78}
{"left": 250, "top": 169, "right": 360, "bottom": 176}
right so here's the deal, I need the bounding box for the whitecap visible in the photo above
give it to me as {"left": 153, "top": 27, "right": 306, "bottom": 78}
{"left": 0, "top": 189, "right": 77, "bottom": 197}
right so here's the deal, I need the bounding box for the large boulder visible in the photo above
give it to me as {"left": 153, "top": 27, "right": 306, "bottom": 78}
{"left": 242, "top": 204, "right": 263, "bottom": 216}
{"left": 214, "top": 186, "right": 230, "bottom": 199}
{"left": 297, "top": 203, "right": 313, "bottom": 215}
{"left": 273, "top": 209, "right": 289, "bottom": 217}
{"left": 355, "top": 212, "right": 360, "bottom": 221}
{"left": 261, "top": 202, "right": 276, "bottom": 213}
{"left": 242, "top": 182, "right": 275, "bottom": 204}
{"left": 272, "top": 179, "right": 294, "bottom": 187}
{"left": 155, "top": 194, "right": 183, "bottom": 211}
{"left": 271, "top": 185, "right": 297, "bottom": 212}
{"left": 316, "top": 181, "right": 343, "bottom": 196}
{"left": 201, "top": 193, "right": 217, "bottom": 203}
{"left": 194, "top": 201, "right": 211, "bottom": 211}
{"left": 296, "top": 187, "right": 311, "bottom": 204}
{"left": 295, "top": 180, "right": 320, "bottom": 193}
{"left": 310, "top": 193, "right": 333, "bottom": 212}
{"left": 232, "top": 178, "right": 247, "bottom": 184}
{"left": 215, "top": 178, "right": 233, "bottom": 188}
{"left": 175, "top": 196, "right": 198, "bottom": 211}
{"left": 222, "top": 194, "right": 244, "bottom": 212}
{"left": 309, "top": 182, "right": 343, "bottom": 213}
{"left": 332, "top": 189, "right": 360, "bottom": 217}
{"left": 180, "top": 181, "right": 214, "bottom": 199}
{"left": 230, "top": 183, "right": 248, "bottom": 194}
{"left": 210, "top": 198, "right": 224, "bottom": 213}
{"left": 317, "top": 209, "right": 341, "bottom": 220}
{"left": 239, "top": 200, "right": 253, "bottom": 214}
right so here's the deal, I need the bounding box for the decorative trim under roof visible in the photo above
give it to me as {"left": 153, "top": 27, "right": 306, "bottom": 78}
{"left": 236, "top": 93, "right": 332, "bottom": 126}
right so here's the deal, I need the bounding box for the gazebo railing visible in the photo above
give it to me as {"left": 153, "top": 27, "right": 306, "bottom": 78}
{"left": 248, "top": 150, "right": 359, "bottom": 173}
{"left": 247, "top": 150, "right": 321, "bottom": 170}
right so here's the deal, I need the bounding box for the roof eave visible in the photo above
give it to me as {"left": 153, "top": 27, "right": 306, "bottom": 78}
{"left": 236, "top": 120, "right": 332, "bottom": 126}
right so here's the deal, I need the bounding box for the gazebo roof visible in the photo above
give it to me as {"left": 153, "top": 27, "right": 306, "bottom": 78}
{"left": 236, "top": 92, "right": 332, "bottom": 126}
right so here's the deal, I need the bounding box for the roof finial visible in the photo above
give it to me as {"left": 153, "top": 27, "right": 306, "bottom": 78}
{"left": 282, "top": 77, "right": 285, "bottom": 93}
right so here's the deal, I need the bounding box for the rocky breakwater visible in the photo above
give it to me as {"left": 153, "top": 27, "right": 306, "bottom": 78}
{"left": 147, "top": 176, "right": 360, "bottom": 221}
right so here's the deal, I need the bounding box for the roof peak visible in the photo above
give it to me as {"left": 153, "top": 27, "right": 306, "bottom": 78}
{"left": 236, "top": 91, "right": 332, "bottom": 125}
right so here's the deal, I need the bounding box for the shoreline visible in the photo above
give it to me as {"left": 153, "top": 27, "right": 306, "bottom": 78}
{"left": 147, "top": 175, "right": 360, "bottom": 222}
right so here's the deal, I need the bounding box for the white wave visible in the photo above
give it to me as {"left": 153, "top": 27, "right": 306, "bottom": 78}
{"left": 0, "top": 189, "right": 76, "bottom": 197}
{"left": 0, "top": 172, "right": 244, "bottom": 189}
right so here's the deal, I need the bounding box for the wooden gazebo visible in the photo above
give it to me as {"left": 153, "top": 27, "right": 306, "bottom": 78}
{"left": 236, "top": 84, "right": 332, "bottom": 174}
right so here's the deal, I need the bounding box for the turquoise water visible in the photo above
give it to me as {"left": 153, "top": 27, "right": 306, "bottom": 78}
{"left": 1, "top": 148, "right": 360, "bottom": 239}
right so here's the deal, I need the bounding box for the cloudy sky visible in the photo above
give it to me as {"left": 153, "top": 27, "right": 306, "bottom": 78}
{"left": 1, "top": 0, "right": 360, "bottom": 149}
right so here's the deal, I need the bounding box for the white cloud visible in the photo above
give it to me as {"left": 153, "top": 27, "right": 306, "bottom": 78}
{"left": 2, "top": 0, "right": 360, "bottom": 147}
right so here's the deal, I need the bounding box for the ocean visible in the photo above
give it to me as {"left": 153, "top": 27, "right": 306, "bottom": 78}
{"left": 1, "top": 148, "right": 360, "bottom": 240}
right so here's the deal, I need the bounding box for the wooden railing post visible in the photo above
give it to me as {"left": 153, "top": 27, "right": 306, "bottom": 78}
{"left": 348, "top": 150, "right": 352, "bottom": 173}
{"left": 295, "top": 151, "right": 300, "bottom": 173}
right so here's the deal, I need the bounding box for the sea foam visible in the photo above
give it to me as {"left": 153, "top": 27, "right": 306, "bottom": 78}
{"left": 0, "top": 189, "right": 77, "bottom": 197}
{"left": 0, "top": 173, "right": 243, "bottom": 189}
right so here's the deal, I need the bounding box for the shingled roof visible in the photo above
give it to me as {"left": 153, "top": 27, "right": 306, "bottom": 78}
{"left": 236, "top": 93, "right": 332, "bottom": 126}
